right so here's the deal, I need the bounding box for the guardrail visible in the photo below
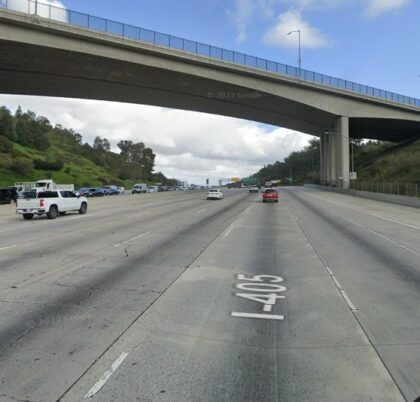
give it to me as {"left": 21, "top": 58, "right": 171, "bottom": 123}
{"left": 1, "top": 0, "right": 419, "bottom": 109}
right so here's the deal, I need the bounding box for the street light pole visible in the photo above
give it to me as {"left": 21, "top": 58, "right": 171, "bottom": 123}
{"left": 34, "top": 0, "right": 38, "bottom": 15}
{"left": 287, "top": 29, "right": 301, "bottom": 78}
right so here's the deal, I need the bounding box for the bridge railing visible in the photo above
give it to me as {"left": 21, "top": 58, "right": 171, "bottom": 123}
{"left": 1, "top": 0, "right": 420, "bottom": 109}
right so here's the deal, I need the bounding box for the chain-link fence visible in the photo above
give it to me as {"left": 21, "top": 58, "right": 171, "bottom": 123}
{"left": 350, "top": 181, "right": 420, "bottom": 198}
{"left": 1, "top": 0, "right": 419, "bottom": 108}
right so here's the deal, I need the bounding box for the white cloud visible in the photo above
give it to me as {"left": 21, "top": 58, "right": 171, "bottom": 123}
{"left": 362, "top": 0, "right": 412, "bottom": 17}
{"left": 228, "top": 0, "right": 278, "bottom": 43}
{"left": 0, "top": 95, "right": 311, "bottom": 185}
{"left": 6, "top": 0, "right": 67, "bottom": 22}
{"left": 282, "top": 0, "right": 347, "bottom": 10}
{"left": 262, "top": 9, "right": 329, "bottom": 49}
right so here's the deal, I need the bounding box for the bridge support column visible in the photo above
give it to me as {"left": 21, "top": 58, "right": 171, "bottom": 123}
{"left": 320, "top": 116, "right": 349, "bottom": 189}
{"left": 320, "top": 135, "right": 326, "bottom": 185}
{"left": 335, "top": 116, "right": 350, "bottom": 190}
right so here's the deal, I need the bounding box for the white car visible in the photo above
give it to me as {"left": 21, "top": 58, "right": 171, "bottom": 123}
{"left": 146, "top": 186, "right": 159, "bottom": 193}
{"left": 207, "top": 189, "right": 224, "bottom": 200}
{"left": 16, "top": 189, "right": 88, "bottom": 220}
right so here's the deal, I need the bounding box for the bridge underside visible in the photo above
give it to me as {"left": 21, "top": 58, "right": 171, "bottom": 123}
{"left": 1, "top": 40, "right": 420, "bottom": 144}
{"left": 1, "top": 13, "right": 420, "bottom": 191}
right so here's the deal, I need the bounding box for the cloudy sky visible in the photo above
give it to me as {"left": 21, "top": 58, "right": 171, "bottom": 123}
{"left": 1, "top": 0, "right": 418, "bottom": 185}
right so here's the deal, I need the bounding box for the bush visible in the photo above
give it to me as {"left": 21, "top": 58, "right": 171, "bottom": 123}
{"left": 0, "top": 135, "right": 13, "bottom": 154}
{"left": 33, "top": 159, "right": 63, "bottom": 171}
{"left": 0, "top": 153, "right": 12, "bottom": 169}
{"left": 10, "top": 157, "right": 33, "bottom": 175}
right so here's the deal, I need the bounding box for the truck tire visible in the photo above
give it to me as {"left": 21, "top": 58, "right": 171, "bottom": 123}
{"left": 79, "top": 202, "right": 87, "bottom": 214}
{"left": 47, "top": 205, "right": 58, "bottom": 219}
{"left": 23, "top": 213, "right": 34, "bottom": 220}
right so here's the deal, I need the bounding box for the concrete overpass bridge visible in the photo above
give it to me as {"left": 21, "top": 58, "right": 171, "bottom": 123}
{"left": 1, "top": 1, "right": 420, "bottom": 189}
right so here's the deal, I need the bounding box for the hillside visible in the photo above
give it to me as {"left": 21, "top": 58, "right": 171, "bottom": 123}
{"left": 251, "top": 137, "right": 420, "bottom": 185}
{"left": 0, "top": 106, "right": 176, "bottom": 188}
{"left": 355, "top": 138, "right": 420, "bottom": 183}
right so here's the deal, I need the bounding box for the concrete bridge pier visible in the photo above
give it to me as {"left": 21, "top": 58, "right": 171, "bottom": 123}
{"left": 320, "top": 116, "right": 350, "bottom": 189}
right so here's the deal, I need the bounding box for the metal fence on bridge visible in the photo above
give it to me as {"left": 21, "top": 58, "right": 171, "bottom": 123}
{"left": 1, "top": 0, "right": 420, "bottom": 109}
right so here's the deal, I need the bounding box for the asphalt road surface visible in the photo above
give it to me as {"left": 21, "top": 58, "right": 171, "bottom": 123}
{"left": 0, "top": 187, "right": 419, "bottom": 402}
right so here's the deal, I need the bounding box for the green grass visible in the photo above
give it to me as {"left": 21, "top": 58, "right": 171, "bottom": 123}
{"left": 0, "top": 138, "right": 137, "bottom": 188}
{"left": 357, "top": 138, "right": 420, "bottom": 183}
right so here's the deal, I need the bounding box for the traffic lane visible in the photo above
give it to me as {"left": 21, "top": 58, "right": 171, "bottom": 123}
{"left": 0, "top": 191, "right": 252, "bottom": 310}
{"left": 284, "top": 187, "right": 420, "bottom": 400}
{"left": 0, "top": 190, "right": 207, "bottom": 237}
{"left": 285, "top": 188, "right": 420, "bottom": 343}
{"left": 0, "top": 191, "right": 229, "bottom": 290}
{"left": 295, "top": 187, "right": 420, "bottom": 255}
{"left": 62, "top": 195, "right": 403, "bottom": 402}
{"left": 0, "top": 192, "right": 252, "bottom": 402}
{"left": 301, "top": 186, "right": 420, "bottom": 229}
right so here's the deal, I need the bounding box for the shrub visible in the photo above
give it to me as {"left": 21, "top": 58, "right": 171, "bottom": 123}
{"left": 10, "top": 157, "right": 33, "bottom": 175}
{"left": 0, "top": 135, "right": 13, "bottom": 154}
{"left": 33, "top": 159, "right": 63, "bottom": 171}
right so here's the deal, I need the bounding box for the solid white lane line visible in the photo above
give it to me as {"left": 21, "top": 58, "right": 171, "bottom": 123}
{"left": 223, "top": 225, "right": 235, "bottom": 237}
{"left": 196, "top": 208, "right": 207, "bottom": 215}
{"left": 331, "top": 276, "right": 343, "bottom": 290}
{"left": 0, "top": 245, "right": 16, "bottom": 251}
{"left": 122, "top": 231, "right": 151, "bottom": 245}
{"left": 341, "top": 290, "right": 357, "bottom": 311}
{"left": 84, "top": 352, "right": 129, "bottom": 399}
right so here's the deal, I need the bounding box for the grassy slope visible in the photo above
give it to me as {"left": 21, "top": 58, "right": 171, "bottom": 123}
{"left": 356, "top": 138, "right": 420, "bottom": 183}
{"left": 0, "top": 134, "right": 137, "bottom": 188}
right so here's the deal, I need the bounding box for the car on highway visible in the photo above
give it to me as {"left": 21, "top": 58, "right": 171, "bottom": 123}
{"left": 16, "top": 189, "right": 88, "bottom": 220}
{"left": 146, "top": 186, "right": 159, "bottom": 193}
{"left": 207, "top": 189, "right": 224, "bottom": 200}
{"left": 103, "top": 185, "right": 120, "bottom": 195}
{"left": 77, "top": 187, "right": 91, "bottom": 197}
{"left": 132, "top": 183, "right": 147, "bottom": 194}
{"left": 248, "top": 186, "right": 259, "bottom": 193}
{"left": 0, "top": 188, "right": 18, "bottom": 204}
{"left": 88, "top": 187, "right": 105, "bottom": 197}
{"left": 262, "top": 188, "right": 279, "bottom": 203}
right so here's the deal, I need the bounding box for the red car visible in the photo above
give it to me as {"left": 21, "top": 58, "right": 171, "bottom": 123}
{"left": 262, "top": 188, "right": 279, "bottom": 203}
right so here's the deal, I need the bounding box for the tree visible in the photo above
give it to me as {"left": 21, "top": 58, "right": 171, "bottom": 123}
{"left": 117, "top": 140, "right": 133, "bottom": 162}
{"left": 0, "top": 106, "right": 14, "bottom": 140}
{"left": 15, "top": 109, "right": 50, "bottom": 150}
{"left": 94, "top": 136, "right": 111, "bottom": 151}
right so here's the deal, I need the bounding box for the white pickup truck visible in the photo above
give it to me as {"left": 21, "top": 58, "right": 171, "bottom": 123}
{"left": 16, "top": 190, "right": 88, "bottom": 220}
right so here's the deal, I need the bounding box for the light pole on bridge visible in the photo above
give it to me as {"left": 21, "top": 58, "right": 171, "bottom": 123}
{"left": 287, "top": 29, "right": 301, "bottom": 79}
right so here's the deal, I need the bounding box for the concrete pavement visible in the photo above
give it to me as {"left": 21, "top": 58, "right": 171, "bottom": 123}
{"left": 0, "top": 188, "right": 419, "bottom": 401}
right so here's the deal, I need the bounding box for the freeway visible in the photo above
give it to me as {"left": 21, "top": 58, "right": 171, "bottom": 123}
{"left": 0, "top": 187, "right": 419, "bottom": 401}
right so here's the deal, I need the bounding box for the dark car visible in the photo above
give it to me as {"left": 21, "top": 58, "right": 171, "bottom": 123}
{"left": 77, "top": 187, "right": 91, "bottom": 197}
{"left": 0, "top": 188, "right": 18, "bottom": 204}
{"left": 92, "top": 187, "right": 106, "bottom": 197}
